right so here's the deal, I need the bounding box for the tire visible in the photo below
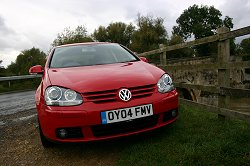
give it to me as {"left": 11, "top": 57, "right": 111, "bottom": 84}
{"left": 39, "top": 124, "right": 54, "bottom": 148}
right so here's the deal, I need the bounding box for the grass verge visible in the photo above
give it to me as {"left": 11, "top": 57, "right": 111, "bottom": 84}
{"left": 118, "top": 105, "right": 250, "bottom": 166}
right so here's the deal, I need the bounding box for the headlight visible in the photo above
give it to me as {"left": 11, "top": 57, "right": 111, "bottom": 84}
{"left": 157, "top": 74, "right": 175, "bottom": 93}
{"left": 45, "top": 86, "right": 83, "bottom": 106}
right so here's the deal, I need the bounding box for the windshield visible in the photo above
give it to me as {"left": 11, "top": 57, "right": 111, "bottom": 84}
{"left": 49, "top": 43, "right": 139, "bottom": 68}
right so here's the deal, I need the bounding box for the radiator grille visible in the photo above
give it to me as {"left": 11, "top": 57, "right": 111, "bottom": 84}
{"left": 83, "top": 84, "right": 155, "bottom": 103}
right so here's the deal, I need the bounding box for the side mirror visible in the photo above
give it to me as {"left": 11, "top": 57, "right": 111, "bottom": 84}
{"left": 139, "top": 57, "right": 148, "bottom": 63}
{"left": 29, "top": 65, "right": 43, "bottom": 74}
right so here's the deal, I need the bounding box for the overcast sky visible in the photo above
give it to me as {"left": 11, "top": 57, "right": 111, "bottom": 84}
{"left": 0, "top": 0, "right": 250, "bottom": 67}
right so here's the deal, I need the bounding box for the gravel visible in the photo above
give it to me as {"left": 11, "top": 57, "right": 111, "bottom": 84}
{"left": 0, "top": 109, "right": 119, "bottom": 166}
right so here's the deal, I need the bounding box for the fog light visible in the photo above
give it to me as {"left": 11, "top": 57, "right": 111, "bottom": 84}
{"left": 58, "top": 129, "right": 67, "bottom": 138}
{"left": 172, "top": 110, "right": 177, "bottom": 117}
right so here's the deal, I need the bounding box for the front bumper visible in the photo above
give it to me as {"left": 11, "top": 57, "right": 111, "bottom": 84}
{"left": 38, "top": 90, "right": 178, "bottom": 142}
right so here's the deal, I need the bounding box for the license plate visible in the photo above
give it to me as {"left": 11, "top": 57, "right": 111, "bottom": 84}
{"left": 101, "top": 104, "right": 153, "bottom": 124}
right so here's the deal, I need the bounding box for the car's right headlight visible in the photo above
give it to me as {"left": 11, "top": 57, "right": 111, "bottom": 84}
{"left": 157, "top": 74, "right": 175, "bottom": 93}
{"left": 45, "top": 86, "right": 83, "bottom": 106}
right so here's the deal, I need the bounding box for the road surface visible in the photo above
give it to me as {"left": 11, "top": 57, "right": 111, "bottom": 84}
{"left": 0, "top": 90, "right": 127, "bottom": 166}
{"left": 0, "top": 90, "right": 36, "bottom": 116}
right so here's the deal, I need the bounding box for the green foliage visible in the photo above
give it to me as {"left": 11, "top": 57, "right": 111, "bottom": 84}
{"left": 7, "top": 47, "right": 46, "bottom": 75}
{"left": 173, "top": 5, "right": 233, "bottom": 40}
{"left": 92, "top": 26, "right": 108, "bottom": 42}
{"left": 0, "top": 78, "right": 41, "bottom": 93}
{"left": 130, "top": 14, "right": 168, "bottom": 53}
{"left": 93, "top": 22, "right": 135, "bottom": 47}
{"left": 51, "top": 25, "right": 93, "bottom": 47}
{"left": 0, "top": 60, "right": 6, "bottom": 76}
{"left": 240, "top": 37, "right": 250, "bottom": 56}
{"left": 92, "top": 14, "right": 167, "bottom": 64}
{"left": 230, "top": 39, "right": 237, "bottom": 56}
{"left": 236, "top": 37, "right": 250, "bottom": 58}
{"left": 173, "top": 5, "right": 234, "bottom": 57}
{"left": 239, "top": 37, "right": 250, "bottom": 73}
{"left": 242, "top": 56, "right": 250, "bottom": 61}
{"left": 167, "top": 34, "right": 194, "bottom": 59}
{"left": 223, "top": 16, "right": 234, "bottom": 29}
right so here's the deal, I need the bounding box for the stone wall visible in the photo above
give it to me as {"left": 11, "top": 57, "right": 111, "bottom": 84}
{"left": 165, "top": 56, "right": 249, "bottom": 106}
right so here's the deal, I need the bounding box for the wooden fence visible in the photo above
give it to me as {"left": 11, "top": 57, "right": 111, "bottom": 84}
{"left": 139, "top": 26, "right": 250, "bottom": 121}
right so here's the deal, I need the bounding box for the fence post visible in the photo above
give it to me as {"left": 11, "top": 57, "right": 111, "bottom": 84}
{"left": 217, "top": 27, "right": 230, "bottom": 119}
{"left": 159, "top": 44, "right": 167, "bottom": 65}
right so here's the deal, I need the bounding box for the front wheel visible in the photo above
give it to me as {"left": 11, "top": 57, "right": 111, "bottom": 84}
{"left": 39, "top": 124, "right": 54, "bottom": 148}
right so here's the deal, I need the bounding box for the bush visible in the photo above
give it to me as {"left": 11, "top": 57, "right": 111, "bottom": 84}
{"left": 0, "top": 78, "right": 41, "bottom": 93}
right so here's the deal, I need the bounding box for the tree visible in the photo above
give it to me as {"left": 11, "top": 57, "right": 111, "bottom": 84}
{"left": 173, "top": 5, "right": 234, "bottom": 56}
{"left": 130, "top": 14, "right": 168, "bottom": 53}
{"left": 0, "top": 60, "right": 3, "bottom": 69}
{"left": 167, "top": 34, "right": 193, "bottom": 59}
{"left": 173, "top": 5, "right": 233, "bottom": 40}
{"left": 93, "top": 26, "right": 108, "bottom": 42}
{"left": 51, "top": 25, "right": 93, "bottom": 47}
{"left": 238, "top": 37, "right": 250, "bottom": 60}
{"left": 240, "top": 38, "right": 250, "bottom": 56}
{"left": 93, "top": 22, "right": 135, "bottom": 47}
{"left": 7, "top": 47, "right": 46, "bottom": 75}
{"left": 239, "top": 37, "right": 250, "bottom": 73}
{"left": 0, "top": 60, "right": 5, "bottom": 76}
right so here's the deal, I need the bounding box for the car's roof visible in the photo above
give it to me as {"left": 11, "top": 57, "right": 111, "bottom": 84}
{"left": 55, "top": 42, "right": 114, "bottom": 48}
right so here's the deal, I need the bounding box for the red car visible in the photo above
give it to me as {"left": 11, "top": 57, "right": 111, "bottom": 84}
{"left": 29, "top": 42, "right": 178, "bottom": 147}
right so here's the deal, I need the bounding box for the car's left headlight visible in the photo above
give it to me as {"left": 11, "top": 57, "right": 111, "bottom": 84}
{"left": 157, "top": 74, "right": 175, "bottom": 93}
{"left": 45, "top": 86, "right": 83, "bottom": 106}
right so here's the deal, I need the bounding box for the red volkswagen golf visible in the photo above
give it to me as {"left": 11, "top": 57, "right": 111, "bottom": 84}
{"left": 29, "top": 42, "right": 178, "bottom": 147}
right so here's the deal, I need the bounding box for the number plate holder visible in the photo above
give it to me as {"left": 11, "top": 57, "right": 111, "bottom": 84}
{"left": 101, "top": 104, "right": 153, "bottom": 124}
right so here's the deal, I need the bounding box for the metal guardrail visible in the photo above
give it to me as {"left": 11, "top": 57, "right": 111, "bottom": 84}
{"left": 0, "top": 75, "right": 42, "bottom": 82}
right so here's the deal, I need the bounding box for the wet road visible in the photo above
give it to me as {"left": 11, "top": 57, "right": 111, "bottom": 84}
{"left": 0, "top": 91, "right": 36, "bottom": 116}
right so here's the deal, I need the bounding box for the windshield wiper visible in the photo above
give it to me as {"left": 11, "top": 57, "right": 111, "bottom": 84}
{"left": 122, "top": 59, "right": 139, "bottom": 63}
